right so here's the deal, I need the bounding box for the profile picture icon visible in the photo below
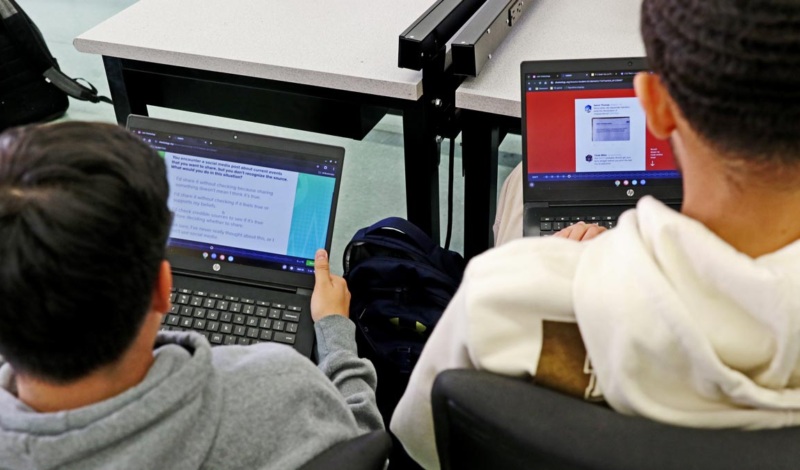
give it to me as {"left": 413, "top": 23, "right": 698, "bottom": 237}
{"left": 585, "top": 154, "right": 593, "bottom": 162}
{"left": 584, "top": 105, "right": 592, "bottom": 113}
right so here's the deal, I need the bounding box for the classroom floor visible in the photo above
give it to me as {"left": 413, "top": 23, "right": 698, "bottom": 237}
{"left": 23, "top": 0, "right": 522, "bottom": 273}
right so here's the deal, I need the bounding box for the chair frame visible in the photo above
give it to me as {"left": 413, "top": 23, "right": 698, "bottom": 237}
{"left": 432, "top": 369, "right": 800, "bottom": 470}
{"left": 298, "top": 430, "right": 392, "bottom": 470}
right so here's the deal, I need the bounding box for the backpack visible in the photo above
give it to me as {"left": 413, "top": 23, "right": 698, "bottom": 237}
{"left": 343, "top": 217, "right": 465, "bottom": 419}
{"left": 0, "top": 0, "right": 111, "bottom": 131}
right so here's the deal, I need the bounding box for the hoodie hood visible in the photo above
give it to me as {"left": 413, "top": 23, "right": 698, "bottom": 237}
{"left": 0, "top": 333, "right": 222, "bottom": 470}
{"left": 575, "top": 197, "right": 800, "bottom": 428}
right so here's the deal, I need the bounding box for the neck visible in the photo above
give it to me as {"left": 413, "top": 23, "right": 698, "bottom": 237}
{"left": 15, "top": 315, "right": 159, "bottom": 413}
{"left": 676, "top": 131, "right": 800, "bottom": 258}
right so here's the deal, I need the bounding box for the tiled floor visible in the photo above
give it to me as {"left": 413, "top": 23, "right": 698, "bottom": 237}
{"left": 21, "top": 0, "right": 522, "bottom": 273}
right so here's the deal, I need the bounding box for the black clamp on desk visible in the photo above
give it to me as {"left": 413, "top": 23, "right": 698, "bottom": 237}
{"left": 398, "top": 0, "right": 487, "bottom": 142}
{"left": 451, "top": 0, "right": 532, "bottom": 77}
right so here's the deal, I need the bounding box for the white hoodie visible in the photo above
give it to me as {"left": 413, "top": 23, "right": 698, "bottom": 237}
{"left": 391, "top": 196, "right": 800, "bottom": 470}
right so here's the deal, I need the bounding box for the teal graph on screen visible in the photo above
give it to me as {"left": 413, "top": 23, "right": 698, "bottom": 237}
{"left": 287, "top": 173, "right": 335, "bottom": 259}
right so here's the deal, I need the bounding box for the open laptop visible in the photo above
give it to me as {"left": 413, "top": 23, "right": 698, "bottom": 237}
{"left": 521, "top": 57, "right": 682, "bottom": 237}
{"left": 127, "top": 115, "right": 345, "bottom": 358}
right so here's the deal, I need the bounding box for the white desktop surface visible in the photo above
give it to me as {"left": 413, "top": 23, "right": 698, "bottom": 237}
{"left": 455, "top": 0, "right": 645, "bottom": 118}
{"left": 74, "top": 0, "right": 435, "bottom": 101}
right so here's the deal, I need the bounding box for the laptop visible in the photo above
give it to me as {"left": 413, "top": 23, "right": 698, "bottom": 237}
{"left": 127, "top": 115, "right": 345, "bottom": 358}
{"left": 520, "top": 57, "right": 682, "bottom": 237}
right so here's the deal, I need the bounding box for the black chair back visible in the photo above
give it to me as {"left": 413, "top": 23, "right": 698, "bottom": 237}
{"left": 298, "top": 430, "right": 392, "bottom": 470}
{"left": 432, "top": 369, "right": 800, "bottom": 470}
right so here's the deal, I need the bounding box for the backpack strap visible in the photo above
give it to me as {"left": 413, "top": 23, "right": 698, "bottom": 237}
{"left": 0, "top": 0, "right": 112, "bottom": 104}
{"left": 362, "top": 217, "right": 438, "bottom": 255}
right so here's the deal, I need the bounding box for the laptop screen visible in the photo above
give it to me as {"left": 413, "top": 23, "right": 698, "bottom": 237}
{"left": 522, "top": 58, "right": 681, "bottom": 202}
{"left": 128, "top": 116, "right": 343, "bottom": 282}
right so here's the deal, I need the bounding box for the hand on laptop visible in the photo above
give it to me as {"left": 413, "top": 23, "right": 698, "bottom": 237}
{"left": 554, "top": 222, "right": 607, "bottom": 242}
{"left": 311, "top": 249, "right": 351, "bottom": 322}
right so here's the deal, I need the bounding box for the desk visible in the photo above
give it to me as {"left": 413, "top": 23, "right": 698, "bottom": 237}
{"left": 74, "top": 0, "right": 444, "bottom": 238}
{"left": 456, "top": 0, "right": 645, "bottom": 259}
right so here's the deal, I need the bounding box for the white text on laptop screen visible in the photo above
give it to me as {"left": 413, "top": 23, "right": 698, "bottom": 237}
{"left": 133, "top": 127, "right": 339, "bottom": 276}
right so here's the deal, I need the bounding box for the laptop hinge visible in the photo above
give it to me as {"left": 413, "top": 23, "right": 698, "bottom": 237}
{"left": 296, "top": 288, "right": 312, "bottom": 296}
{"left": 527, "top": 202, "right": 548, "bottom": 208}
{"left": 172, "top": 269, "right": 298, "bottom": 293}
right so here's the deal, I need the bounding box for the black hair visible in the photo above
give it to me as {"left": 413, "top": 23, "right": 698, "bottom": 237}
{"left": 0, "top": 122, "right": 171, "bottom": 383}
{"left": 641, "top": 0, "right": 800, "bottom": 165}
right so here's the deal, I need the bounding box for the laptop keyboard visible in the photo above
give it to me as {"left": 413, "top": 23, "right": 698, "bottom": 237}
{"left": 161, "top": 287, "right": 302, "bottom": 346}
{"left": 539, "top": 215, "right": 617, "bottom": 236}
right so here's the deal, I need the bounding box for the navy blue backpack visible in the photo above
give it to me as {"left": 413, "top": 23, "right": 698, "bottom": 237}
{"left": 343, "top": 217, "right": 465, "bottom": 421}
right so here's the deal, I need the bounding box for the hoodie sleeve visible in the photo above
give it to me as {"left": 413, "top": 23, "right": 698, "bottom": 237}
{"left": 390, "top": 236, "right": 588, "bottom": 470}
{"left": 390, "top": 285, "right": 475, "bottom": 470}
{"left": 314, "top": 315, "right": 383, "bottom": 433}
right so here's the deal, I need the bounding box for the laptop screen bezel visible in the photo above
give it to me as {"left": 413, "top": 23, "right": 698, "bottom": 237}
{"left": 520, "top": 57, "right": 682, "bottom": 204}
{"left": 127, "top": 115, "right": 344, "bottom": 290}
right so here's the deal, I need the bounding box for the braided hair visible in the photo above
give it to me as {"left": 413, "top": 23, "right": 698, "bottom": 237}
{"left": 641, "top": 0, "right": 800, "bottom": 166}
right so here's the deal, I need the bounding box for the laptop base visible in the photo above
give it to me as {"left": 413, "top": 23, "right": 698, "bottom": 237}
{"left": 523, "top": 202, "right": 681, "bottom": 237}
{"left": 164, "top": 273, "right": 315, "bottom": 359}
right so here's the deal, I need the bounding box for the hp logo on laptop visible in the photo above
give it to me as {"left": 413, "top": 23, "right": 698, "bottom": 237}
{"left": 213, "top": 263, "right": 221, "bottom": 272}
{"left": 626, "top": 189, "right": 635, "bottom": 197}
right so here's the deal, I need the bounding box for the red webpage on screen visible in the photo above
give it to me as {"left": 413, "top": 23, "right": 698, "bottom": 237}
{"left": 526, "top": 89, "right": 675, "bottom": 174}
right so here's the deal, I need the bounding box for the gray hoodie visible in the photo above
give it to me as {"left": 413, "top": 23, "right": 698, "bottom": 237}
{"left": 0, "top": 315, "right": 383, "bottom": 469}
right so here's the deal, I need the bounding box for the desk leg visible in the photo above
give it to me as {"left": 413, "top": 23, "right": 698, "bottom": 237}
{"left": 402, "top": 105, "right": 441, "bottom": 243}
{"left": 462, "top": 110, "right": 499, "bottom": 261}
{"left": 102, "top": 57, "right": 149, "bottom": 125}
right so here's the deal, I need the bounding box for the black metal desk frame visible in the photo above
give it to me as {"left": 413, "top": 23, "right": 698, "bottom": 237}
{"left": 403, "top": 0, "right": 530, "bottom": 260}
{"left": 461, "top": 109, "right": 519, "bottom": 260}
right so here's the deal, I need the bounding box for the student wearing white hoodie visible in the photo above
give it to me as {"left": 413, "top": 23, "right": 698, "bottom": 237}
{"left": 0, "top": 122, "right": 382, "bottom": 469}
{"left": 391, "top": 0, "right": 800, "bottom": 468}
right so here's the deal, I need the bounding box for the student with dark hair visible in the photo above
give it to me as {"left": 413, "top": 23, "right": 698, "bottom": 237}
{"left": 0, "top": 122, "right": 382, "bottom": 469}
{"left": 392, "top": 0, "right": 800, "bottom": 467}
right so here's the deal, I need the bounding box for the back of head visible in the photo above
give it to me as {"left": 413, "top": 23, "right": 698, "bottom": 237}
{"left": 641, "top": 0, "right": 800, "bottom": 166}
{"left": 0, "top": 122, "right": 171, "bottom": 383}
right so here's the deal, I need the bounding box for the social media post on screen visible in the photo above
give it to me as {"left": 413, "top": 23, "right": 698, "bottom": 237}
{"left": 574, "top": 97, "right": 646, "bottom": 172}
{"left": 165, "top": 153, "right": 298, "bottom": 255}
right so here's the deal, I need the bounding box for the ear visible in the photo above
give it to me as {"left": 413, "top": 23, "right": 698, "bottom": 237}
{"left": 634, "top": 72, "right": 677, "bottom": 140}
{"left": 151, "top": 260, "right": 173, "bottom": 314}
